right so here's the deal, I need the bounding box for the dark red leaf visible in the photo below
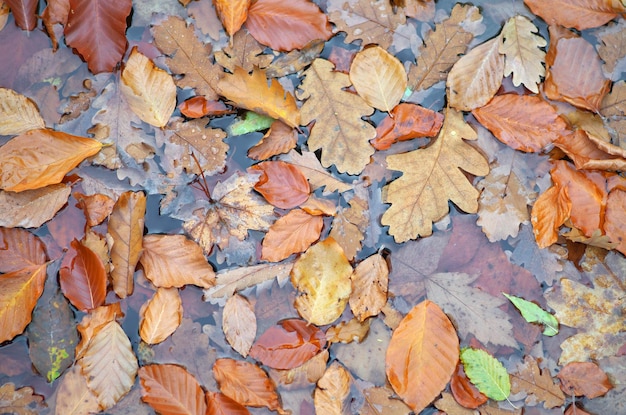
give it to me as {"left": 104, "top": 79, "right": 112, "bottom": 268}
{"left": 450, "top": 362, "right": 488, "bottom": 409}
{"left": 59, "top": 239, "right": 107, "bottom": 312}
{"left": 6, "top": 0, "right": 38, "bottom": 31}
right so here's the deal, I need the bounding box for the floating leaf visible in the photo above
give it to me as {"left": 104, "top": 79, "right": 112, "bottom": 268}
{"left": 0, "top": 184, "right": 71, "bottom": 228}
{"left": 250, "top": 160, "right": 310, "bottom": 209}
{"left": 139, "top": 363, "right": 208, "bottom": 415}
{"left": 314, "top": 362, "right": 351, "bottom": 415}
{"left": 230, "top": 111, "right": 275, "bottom": 136}
{"left": 54, "top": 365, "right": 100, "bottom": 415}
{"left": 510, "top": 356, "right": 565, "bottom": 409}
{"left": 5, "top": 0, "right": 38, "bottom": 31}
{"left": 206, "top": 391, "right": 251, "bottom": 415}
{"left": 460, "top": 347, "right": 510, "bottom": 401}
{"left": 213, "top": 0, "right": 250, "bottom": 38}
{"left": 557, "top": 362, "right": 613, "bottom": 398}
{"left": 349, "top": 253, "right": 388, "bottom": 322}
{"left": 503, "top": 293, "right": 559, "bottom": 336}
{"left": 248, "top": 120, "right": 298, "bottom": 160}
{"left": 0, "top": 88, "right": 45, "bottom": 135}
{"left": 261, "top": 209, "right": 323, "bottom": 262}
{"left": 450, "top": 363, "right": 488, "bottom": 409}
{"left": 524, "top": 0, "right": 624, "bottom": 31}
{"left": 0, "top": 383, "right": 44, "bottom": 415}
{"left": 372, "top": 103, "right": 444, "bottom": 150}
{"left": 139, "top": 287, "right": 183, "bottom": 345}
{"left": 531, "top": 185, "right": 571, "bottom": 248}
{"left": 74, "top": 192, "right": 115, "bottom": 227}
{"left": 223, "top": 294, "right": 257, "bottom": 358}
{"left": 59, "top": 239, "right": 107, "bottom": 312}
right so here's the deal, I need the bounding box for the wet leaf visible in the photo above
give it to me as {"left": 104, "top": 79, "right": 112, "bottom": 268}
{"left": 503, "top": 293, "right": 559, "bottom": 336}
{"left": 207, "top": 391, "right": 251, "bottom": 415}
{"left": 450, "top": 363, "right": 488, "bottom": 409}
{"left": 74, "top": 192, "right": 115, "bottom": 227}
{"left": 531, "top": 185, "right": 571, "bottom": 248}
{"left": 291, "top": 237, "right": 353, "bottom": 326}
{"left": 261, "top": 209, "right": 324, "bottom": 262}
{"left": 139, "top": 363, "right": 207, "bottom": 415}
{"left": 557, "top": 362, "right": 613, "bottom": 398}
{"left": 460, "top": 347, "right": 510, "bottom": 401}
{"left": 280, "top": 150, "right": 352, "bottom": 195}
{"left": 349, "top": 253, "right": 388, "bottom": 322}
{"left": 59, "top": 239, "right": 107, "bottom": 312}
{"left": 0, "top": 88, "right": 45, "bottom": 135}
{"left": 54, "top": 365, "right": 100, "bottom": 415}
{"left": 325, "top": 317, "right": 371, "bottom": 344}
{"left": 167, "top": 118, "right": 229, "bottom": 176}
{"left": 250, "top": 160, "right": 310, "bottom": 209}
{"left": 248, "top": 120, "right": 298, "bottom": 160}
{"left": 386, "top": 300, "right": 459, "bottom": 412}
{"left": 246, "top": 0, "right": 332, "bottom": 52}
{"left": 139, "top": 287, "right": 183, "bottom": 345}
{"left": 5, "top": 0, "right": 38, "bottom": 31}
{"left": 249, "top": 318, "right": 326, "bottom": 370}
{"left": 268, "top": 348, "right": 329, "bottom": 388}
{"left": 214, "top": 29, "right": 274, "bottom": 73}
{"left": 524, "top": 0, "right": 624, "bottom": 31}
{"left": 0, "top": 184, "right": 71, "bottom": 228}
{"left": 314, "top": 362, "right": 351, "bottom": 415}
{"left": 223, "top": 294, "right": 256, "bottom": 358}
{"left": 0, "top": 129, "right": 102, "bottom": 192}
{"left": 434, "top": 392, "right": 476, "bottom": 415}
{"left": 140, "top": 234, "right": 215, "bottom": 288}
{"left": 372, "top": 103, "right": 444, "bottom": 150}
{"left": 510, "top": 356, "right": 565, "bottom": 409}
{"left": 554, "top": 128, "right": 626, "bottom": 172}
{"left": 178, "top": 96, "right": 232, "bottom": 119}
{"left": 75, "top": 303, "right": 122, "bottom": 360}
{"left": 230, "top": 111, "right": 274, "bottom": 136}
{"left": 213, "top": 0, "right": 250, "bottom": 38}
{"left": 355, "top": 382, "right": 412, "bottom": 415}
{"left": 0, "top": 383, "right": 44, "bottom": 415}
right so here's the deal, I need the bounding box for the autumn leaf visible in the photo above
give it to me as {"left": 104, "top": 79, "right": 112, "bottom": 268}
{"left": 261, "top": 209, "right": 323, "bottom": 262}
{"left": 213, "top": 0, "right": 250, "bottom": 38}
{"left": 0, "top": 184, "right": 71, "bottom": 228}
{"left": 386, "top": 300, "right": 459, "bottom": 412}
{"left": 246, "top": 0, "right": 332, "bottom": 52}
{"left": 325, "top": 317, "right": 371, "bottom": 344}
{"left": 59, "top": 239, "right": 107, "bottom": 312}
{"left": 372, "top": 103, "right": 444, "bottom": 150}
{"left": 314, "top": 362, "right": 351, "bottom": 415}
{"left": 0, "top": 129, "right": 103, "bottom": 192}
{"left": 5, "top": 0, "right": 38, "bottom": 31}
{"left": 108, "top": 191, "right": 146, "bottom": 298}
{"left": 74, "top": 192, "right": 115, "bottom": 227}
{"left": 554, "top": 128, "right": 626, "bottom": 172}
{"left": 280, "top": 150, "right": 352, "bottom": 195}
{"left": 349, "top": 46, "right": 407, "bottom": 113}
{"left": 249, "top": 318, "right": 326, "bottom": 370}
{"left": 178, "top": 96, "right": 232, "bottom": 119}
{"left": 140, "top": 234, "right": 216, "bottom": 288}
{"left": 557, "top": 362, "right": 613, "bottom": 398}
{"left": 297, "top": 58, "right": 376, "bottom": 175}
{"left": 503, "top": 293, "right": 559, "bottom": 336}
{"left": 54, "top": 366, "right": 100, "bottom": 415}
{"left": 0, "top": 88, "right": 45, "bottom": 135}
{"left": 139, "top": 287, "right": 183, "bottom": 345}
{"left": 460, "top": 348, "right": 510, "bottom": 401}
{"left": 217, "top": 66, "right": 299, "bottom": 128}
{"left": 64, "top": 0, "right": 132, "bottom": 73}
{"left": 349, "top": 253, "right": 388, "bottom": 322}
{"left": 205, "top": 261, "right": 293, "bottom": 302}
{"left": 381, "top": 107, "right": 489, "bottom": 242}
{"left": 207, "top": 391, "right": 251, "bottom": 415}
{"left": 248, "top": 120, "right": 298, "bottom": 160}
{"left": 290, "top": 237, "right": 353, "bottom": 326}
{"left": 75, "top": 303, "right": 123, "bottom": 360}
{"left": 214, "top": 30, "right": 274, "bottom": 74}
{"left": 510, "top": 356, "right": 565, "bottom": 409}
{"left": 354, "top": 382, "right": 412, "bottom": 415}
{"left": 250, "top": 160, "right": 310, "bottom": 209}
{"left": 139, "top": 363, "right": 207, "bottom": 415}
{"left": 531, "top": 185, "right": 572, "bottom": 248}
{"left": 450, "top": 363, "right": 488, "bottom": 409}
{"left": 0, "top": 383, "right": 44, "bottom": 415}
{"left": 524, "top": 0, "right": 625, "bottom": 31}
{"left": 222, "top": 294, "right": 256, "bottom": 358}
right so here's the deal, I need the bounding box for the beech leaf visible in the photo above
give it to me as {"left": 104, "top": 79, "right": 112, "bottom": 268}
{"left": 250, "top": 160, "right": 310, "bottom": 209}
{"left": 59, "top": 239, "right": 107, "bottom": 312}
{"left": 503, "top": 293, "right": 559, "bottom": 336}
{"left": 5, "top": 0, "right": 38, "bottom": 31}
{"left": 139, "top": 363, "right": 208, "bottom": 415}
{"left": 206, "top": 391, "right": 251, "bottom": 415}
{"left": 222, "top": 294, "right": 257, "bottom": 358}
{"left": 213, "top": 0, "right": 250, "bottom": 38}
{"left": 261, "top": 209, "right": 323, "bottom": 263}
{"left": 314, "top": 362, "right": 351, "bottom": 415}
{"left": 0, "top": 184, "right": 71, "bottom": 228}
{"left": 557, "top": 362, "right": 613, "bottom": 398}
{"left": 372, "top": 103, "right": 444, "bottom": 150}
{"left": 0, "top": 88, "right": 45, "bottom": 135}
{"left": 524, "top": 0, "right": 624, "bottom": 31}
{"left": 460, "top": 347, "right": 510, "bottom": 401}
{"left": 139, "top": 287, "right": 183, "bottom": 345}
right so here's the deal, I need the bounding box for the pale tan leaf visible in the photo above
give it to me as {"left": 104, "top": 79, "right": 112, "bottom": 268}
{"left": 0, "top": 383, "right": 44, "bottom": 415}
{"left": 434, "top": 392, "right": 476, "bottom": 415}
{"left": 0, "top": 88, "right": 45, "bottom": 135}
{"left": 75, "top": 303, "right": 123, "bottom": 360}
{"left": 0, "top": 184, "right": 70, "bottom": 228}
{"left": 139, "top": 287, "right": 183, "bottom": 345}
{"left": 349, "top": 254, "right": 388, "bottom": 322}
{"left": 314, "top": 362, "right": 351, "bottom": 415}
{"left": 54, "top": 366, "right": 100, "bottom": 415}
{"left": 447, "top": 35, "right": 505, "bottom": 111}
{"left": 358, "top": 383, "right": 412, "bottom": 415}
{"left": 214, "top": 29, "right": 273, "bottom": 73}
{"left": 269, "top": 349, "right": 329, "bottom": 388}
{"left": 120, "top": 47, "right": 176, "bottom": 128}
{"left": 223, "top": 294, "right": 256, "bottom": 358}
{"left": 510, "top": 356, "right": 565, "bottom": 408}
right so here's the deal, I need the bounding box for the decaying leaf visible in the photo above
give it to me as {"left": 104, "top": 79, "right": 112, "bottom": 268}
{"left": 74, "top": 192, "right": 115, "bottom": 227}
{"left": 223, "top": 294, "right": 257, "bottom": 358}
{"left": 325, "top": 317, "right": 371, "bottom": 344}
{"left": 0, "top": 184, "right": 71, "bottom": 228}
{"left": 0, "top": 88, "right": 45, "bottom": 135}
{"left": 314, "top": 362, "right": 351, "bottom": 415}
{"left": 54, "top": 365, "right": 100, "bottom": 415}
{"left": 510, "top": 356, "right": 565, "bottom": 408}
{"left": 139, "top": 363, "right": 208, "bottom": 415}
{"left": 557, "top": 362, "right": 613, "bottom": 398}
{"left": 0, "top": 383, "right": 44, "bottom": 415}
{"left": 139, "top": 287, "right": 183, "bottom": 345}
{"left": 167, "top": 118, "right": 229, "bottom": 176}
{"left": 349, "top": 253, "right": 388, "bottom": 322}
{"left": 280, "top": 150, "right": 353, "bottom": 195}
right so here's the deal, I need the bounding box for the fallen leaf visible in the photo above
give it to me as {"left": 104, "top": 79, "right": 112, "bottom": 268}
{"left": 329, "top": 194, "right": 368, "bottom": 260}
{"left": 74, "top": 192, "right": 115, "bottom": 227}
{"left": 0, "top": 383, "right": 44, "bottom": 415}
{"left": 214, "top": 29, "right": 273, "bottom": 73}
{"left": 450, "top": 363, "right": 488, "bottom": 409}
{"left": 261, "top": 209, "right": 324, "bottom": 262}
{"left": 54, "top": 365, "right": 100, "bottom": 415}
{"left": 167, "top": 118, "right": 229, "bottom": 176}
{"left": 372, "top": 103, "right": 444, "bottom": 150}
{"left": 178, "top": 96, "right": 232, "bottom": 119}
{"left": 59, "top": 239, "right": 107, "bottom": 312}
{"left": 140, "top": 234, "right": 216, "bottom": 288}
{"left": 523, "top": 0, "right": 624, "bottom": 30}
{"left": 531, "top": 185, "right": 571, "bottom": 248}
{"left": 139, "top": 287, "right": 183, "bottom": 345}
{"left": 554, "top": 128, "right": 626, "bottom": 172}
{"left": 349, "top": 46, "right": 407, "bottom": 113}
{"left": 503, "top": 293, "right": 559, "bottom": 336}
{"left": 213, "top": 0, "right": 250, "bottom": 38}
{"left": 5, "top": 0, "right": 38, "bottom": 30}
{"left": 434, "top": 392, "right": 476, "bottom": 415}
{"left": 280, "top": 150, "right": 352, "bottom": 195}
{"left": 206, "top": 391, "right": 251, "bottom": 415}
{"left": 139, "top": 363, "right": 207, "bottom": 415}
{"left": 325, "top": 317, "right": 371, "bottom": 344}
{"left": 230, "top": 111, "right": 274, "bottom": 136}
{"left": 64, "top": 0, "right": 132, "bottom": 73}
{"left": 268, "top": 348, "right": 329, "bottom": 388}
{"left": 564, "top": 404, "right": 592, "bottom": 415}
{"left": 0, "top": 88, "right": 45, "bottom": 135}
{"left": 205, "top": 261, "right": 293, "bottom": 302}
{"left": 597, "top": 19, "right": 626, "bottom": 79}
{"left": 290, "top": 237, "right": 353, "bottom": 326}
{"left": 381, "top": 107, "right": 489, "bottom": 242}
{"left": 246, "top": 0, "right": 332, "bottom": 51}
{"left": 248, "top": 120, "right": 298, "bottom": 160}
{"left": 0, "top": 184, "right": 71, "bottom": 228}
{"left": 74, "top": 303, "right": 122, "bottom": 360}
{"left": 217, "top": 66, "right": 300, "bottom": 128}
{"left": 460, "top": 348, "right": 510, "bottom": 401}
{"left": 265, "top": 39, "right": 325, "bottom": 78}
{"left": 557, "top": 362, "right": 613, "bottom": 398}
{"left": 250, "top": 160, "right": 310, "bottom": 209}
{"left": 510, "top": 356, "right": 565, "bottom": 408}
{"left": 349, "top": 253, "right": 388, "bottom": 322}
{"left": 297, "top": 58, "right": 376, "bottom": 175}
{"left": 223, "top": 294, "right": 257, "bottom": 358}
{"left": 355, "top": 381, "right": 412, "bottom": 415}
{"left": 386, "top": 300, "right": 459, "bottom": 412}
{"left": 314, "top": 362, "right": 351, "bottom": 415}
{"left": 0, "top": 129, "right": 103, "bottom": 192}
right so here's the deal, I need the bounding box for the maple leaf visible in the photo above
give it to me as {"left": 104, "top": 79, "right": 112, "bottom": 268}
{"left": 510, "top": 356, "right": 565, "bottom": 408}
{"left": 297, "top": 58, "right": 376, "bottom": 175}
{"left": 182, "top": 172, "right": 276, "bottom": 254}
{"left": 381, "top": 108, "right": 489, "bottom": 242}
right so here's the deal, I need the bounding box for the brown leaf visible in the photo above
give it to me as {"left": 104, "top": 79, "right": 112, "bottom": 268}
{"left": 510, "top": 356, "right": 565, "bottom": 408}
{"left": 349, "top": 254, "right": 388, "bottom": 322}
{"left": 450, "top": 363, "right": 487, "bottom": 409}
{"left": 223, "top": 294, "right": 257, "bottom": 358}
{"left": 140, "top": 234, "right": 215, "bottom": 288}
{"left": 564, "top": 404, "right": 593, "bottom": 415}
{"left": 372, "top": 103, "right": 444, "bottom": 150}
{"left": 59, "top": 239, "right": 107, "bottom": 312}
{"left": 108, "top": 191, "right": 146, "bottom": 298}
{"left": 5, "top": 0, "right": 38, "bottom": 30}
{"left": 0, "top": 88, "right": 45, "bottom": 135}
{"left": 325, "top": 317, "right": 371, "bottom": 344}
{"left": 250, "top": 160, "right": 310, "bottom": 209}
{"left": 214, "top": 29, "right": 273, "bottom": 73}
{"left": 268, "top": 349, "right": 329, "bottom": 388}
{"left": 557, "top": 362, "right": 613, "bottom": 398}
{"left": 139, "top": 363, "right": 207, "bottom": 415}
{"left": 280, "top": 150, "right": 352, "bottom": 195}
{"left": 0, "top": 184, "right": 71, "bottom": 228}
{"left": 139, "top": 287, "right": 183, "bottom": 345}
{"left": 356, "top": 383, "right": 412, "bottom": 415}
{"left": 41, "top": 0, "right": 70, "bottom": 50}
{"left": 178, "top": 96, "right": 233, "bottom": 119}
{"left": 261, "top": 209, "right": 323, "bottom": 262}
{"left": 0, "top": 128, "right": 103, "bottom": 192}
{"left": 64, "top": 0, "right": 132, "bottom": 73}
{"left": 206, "top": 391, "right": 251, "bottom": 415}
{"left": 386, "top": 300, "right": 460, "bottom": 412}
{"left": 248, "top": 120, "right": 298, "bottom": 160}
{"left": 265, "top": 39, "right": 325, "bottom": 78}
{"left": 434, "top": 392, "right": 476, "bottom": 415}
{"left": 531, "top": 185, "right": 571, "bottom": 248}
{"left": 0, "top": 383, "right": 44, "bottom": 415}
{"left": 554, "top": 128, "right": 626, "bottom": 171}
{"left": 213, "top": 0, "right": 250, "bottom": 38}
{"left": 249, "top": 318, "right": 326, "bottom": 370}
{"left": 524, "top": 0, "right": 624, "bottom": 30}
{"left": 314, "top": 362, "right": 351, "bottom": 415}
{"left": 473, "top": 94, "right": 572, "bottom": 152}
{"left": 605, "top": 187, "right": 626, "bottom": 255}
{"left": 246, "top": 0, "right": 332, "bottom": 52}
{"left": 75, "top": 303, "right": 122, "bottom": 360}
{"left": 206, "top": 261, "right": 293, "bottom": 301}
{"left": 168, "top": 119, "right": 229, "bottom": 176}
{"left": 74, "top": 192, "right": 115, "bottom": 227}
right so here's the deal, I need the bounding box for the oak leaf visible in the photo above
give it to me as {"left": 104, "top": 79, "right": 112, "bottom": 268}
{"left": 0, "top": 129, "right": 103, "bottom": 192}
{"left": 261, "top": 209, "right": 323, "bottom": 262}
{"left": 0, "top": 88, "right": 45, "bottom": 135}
{"left": 597, "top": 19, "right": 626, "bottom": 80}
{"left": 381, "top": 108, "right": 489, "bottom": 242}
{"left": 349, "top": 46, "right": 407, "bottom": 113}
{"left": 314, "top": 362, "right": 351, "bottom": 415}
{"left": 59, "top": 239, "right": 107, "bottom": 312}
{"left": 510, "top": 356, "right": 565, "bottom": 408}
{"left": 120, "top": 47, "right": 176, "bottom": 128}
{"left": 64, "top": 0, "right": 132, "bottom": 73}
{"left": 386, "top": 300, "right": 459, "bottom": 412}
{"left": 248, "top": 120, "right": 298, "bottom": 160}
{"left": 139, "top": 363, "right": 207, "bottom": 415}
{"left": 290, "top": 237, "right": 353, "bottom": 326}
{"left": 349, "top": 253, "right": 388, "bottom": 322}
{"left": 140, "top": 234, "right": 216, "bottom": 288}
{"left": 139, "top": 287, "right": 183, "bottom": 345}
{"left": 372, "top": 103, "right": 444, "bottom": 150}
{"left": 297, "top": 58, "right": 376, "bottom": 175}
{"left": 246, "top": 0, "right": 332, "bottom": 52}
{"left": 217, "top": 67, "right": 299, "bottom": 128}
{"left": 557, "top": 362, "right": 613, "bottom": 398}
{"left": 222, "top": 294, "right": 257, "bottom": 358}
{"left": 213, "top": 0, "right": 250, "bottom": 38}
{"left": 0, "top": 184, "right": 71, "bottom": 228}
{"left": 524, "top": 0, "right": 625, "bottom": 31}
{"left": 0, "top": 383, "right": 44, "bottom": 415}
{"left": 214, "top": 30, "right": 273, "bottom": 73}
{"left": 250, "top": 161, "right": 310, "bottom": 209}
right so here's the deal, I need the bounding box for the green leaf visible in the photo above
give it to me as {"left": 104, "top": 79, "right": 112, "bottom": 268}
{"left": 503, "top": 293, "right": 559, "bottom": 336}
{"left": 229, "top": 111, "right": 275, "bottom": 136}
{"left": 460, "top": 347, "right": 510, "bottom": 401}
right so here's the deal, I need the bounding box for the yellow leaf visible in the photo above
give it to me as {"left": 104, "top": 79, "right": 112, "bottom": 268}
{"left": 297, "top": 58, "right": 376, "bottom": 175}
{"left": 213, "top": 0, "right": 250, "bottom": 37}
{"left": 120, "top": 47, "right": 176, "bottom": 128}
{"left": 0, "top": 129, "right": 103, "bottom": 192}
{"left": 0, "top": 88, "right": 45, "bottom": 135}
{"left": 314, "top": 362, "right": 351, "bottom": 415}
{"left": 290, "top": 237, "right": 352, "bottom": 326}
{"left": 350, "top": 46, "right": 407, "bottom": 113}
{"left": 349, "top": 254, "right": 388, "bottom": 322}
{"left": 139, "top": 287, "right": 182, "bottom": 345}
{"left": 381, "top": 108, "right": 489, "bottom": 242}
{"left": 217, "top": 66, "right": 300, "bottom": 128}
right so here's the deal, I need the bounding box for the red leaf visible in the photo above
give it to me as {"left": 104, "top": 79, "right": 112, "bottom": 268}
{"left": 64, "top": 0, "right": 132, "bottom": 73}
{"left": 5, "top": 0, "right": 38, "bottom": 30}
{"left": 450, "top": 362, "right": 488, "bottom": 409}
{"left": 249, "top": 318, "right": 326, "bottom": 370}
{"left": 372, "top": 103, "right": 444, "bottom": 150}
{"left": 206, "top": 391, "right": 251, "bottom": 415}
{"left": 179, "top": 96, "right": 233, "bottom": 118}
{"left": 250, "top": 160, "right": 310, "bottom": 209}
{"left": 246, "top": 0, "right": 332, "bottom": 52}
{"left": 60, "top": 239, "right": 107, "bottom": 312}
{"left": 557, "top": 362, "right": 613, "bottom": 398}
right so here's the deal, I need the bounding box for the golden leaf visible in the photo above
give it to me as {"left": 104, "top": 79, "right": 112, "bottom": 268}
{"left": 0, "top": 88, "right": 45, "bottom": 135}
{"left": 213, "top": 0, "right": 250, "bottom": 38}
{"left": 261, "top": 209, "right": 324, "bottom": 262}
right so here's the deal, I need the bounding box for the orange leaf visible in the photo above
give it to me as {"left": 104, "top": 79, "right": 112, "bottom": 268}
{"left": 450, "top": 362, "right": 488, "bottom": 409}
{"left": 249, "top": 318, "right": 326, "bottom": 370}
{"left": 223, "top": 294, "right": 257, "bottom": 358}
{"left": 0, "top": 129, "right": 103, "bottom": 192}
{"left": 213, "top": 358, "right": 285, "bottom": 413}
{"left": 386, "top": 300, "right": 459, "bottom": 412}
{"left": 207, "top": 391, "right": 251, "bottom": 415}
{"left": 64, "top": 0, "right": 132, "bottom": 73}
{"left": 74, "top": 192, "right": 115, "bottom": 227}
{"left": 246, "top": 0, "right": 332, "bottom": 52}
{"left": 557, "top": 362, "right": 613, "bottom": 398}
{"left": 261, "top": 209, "right": 323, "bottom": 262}
{"left": 248, "top": 120, "right": 298, "bottom": 160}
{"left": 472, "top": 94, "right": 572, "bottom": 152}
{"left": 0, "top": 227, "right": 47, "bottom": 273}
{"left": 214, "top": 0, "right": 251, "bottom": 37}
{"left": 554, "top": 129, "right": 626, "bottom": 172}
{"left": 605, "top": 188, "right": 626, "bottom": 255}
{"left": 59, "top": 239, "right": 107, "bottom": 312}
{"left": 251, "top": 160, "right": 310, "bottom": 209}
{"left": 179, "top": 96, "right": 233, "bottom": 118}
{"left": 349, "top": 253, "right": 388, "bottom": 322}
{"left": 524, "top": 0, "right": 624, "bottom": 31}
{"left": 314, "top": 362, "right": 351, "bottom": 414}
{"left": 139, "top": 363, "right": 208, "bottom": 415}
{"left": 372, "top": 103, "right": 444, "bottom": 150}
{"left": 531, "top": 185, "right": 571, "bottom": 248}
{"left": 139, "top": 287, "right": 183, "bottom": 345}
{"left": 75, "top": 303, "right": 122, "bottom": 360}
